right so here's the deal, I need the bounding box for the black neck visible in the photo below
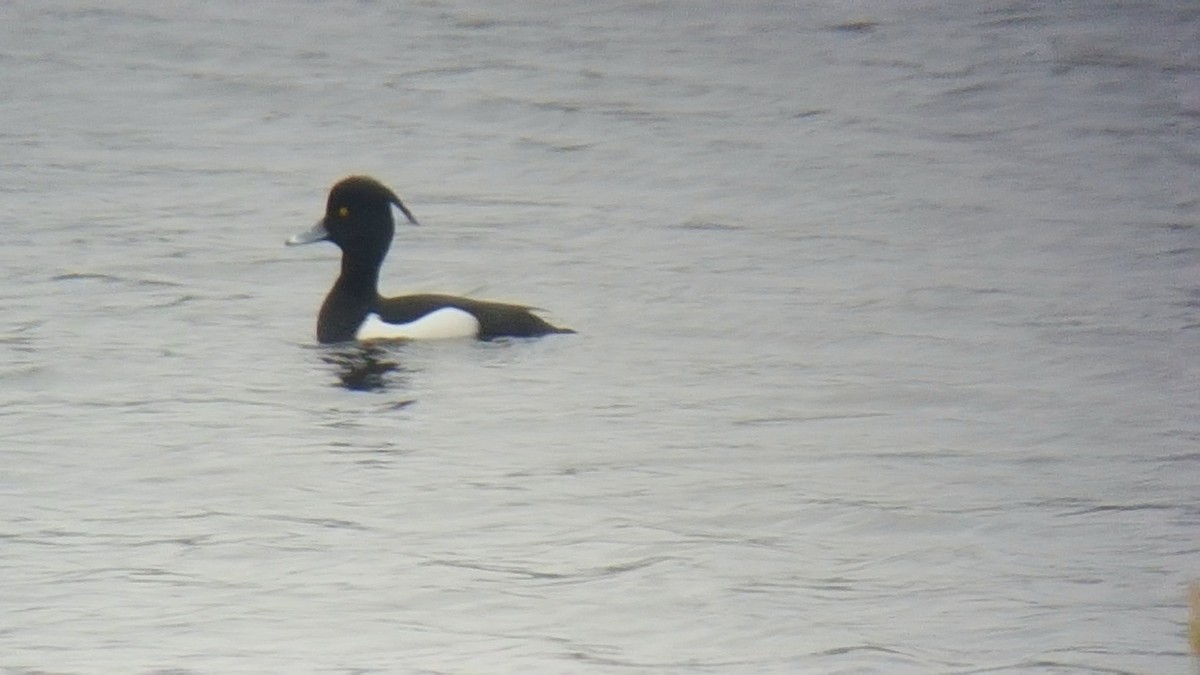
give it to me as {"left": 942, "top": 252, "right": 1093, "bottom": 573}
{"left": 334, "top": 254, "right": 383, "bottom": 298}
{"left": 314, "top": 253, "right": 384, "bottom": 344}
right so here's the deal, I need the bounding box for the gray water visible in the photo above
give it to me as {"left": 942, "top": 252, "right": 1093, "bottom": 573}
{"left": 2, "top": 1, "right": 1199, "bottom": 673}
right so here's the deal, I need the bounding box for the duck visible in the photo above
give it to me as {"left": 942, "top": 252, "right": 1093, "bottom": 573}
{"left": 287, "top": 175, "right": 574, "bottom": 344}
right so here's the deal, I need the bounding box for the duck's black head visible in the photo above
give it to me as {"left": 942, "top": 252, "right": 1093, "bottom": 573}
{"left": 287, "top": 176, "right": 419, "bottom": 265}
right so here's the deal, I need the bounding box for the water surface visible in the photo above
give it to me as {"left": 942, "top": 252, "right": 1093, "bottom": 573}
{"left": 1, "top": 1, "right": 1198, "bottom": 672}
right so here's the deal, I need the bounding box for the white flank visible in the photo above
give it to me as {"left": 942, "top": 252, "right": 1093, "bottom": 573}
{"left": 355, "top": 308, "right": 480, "bottom": 341}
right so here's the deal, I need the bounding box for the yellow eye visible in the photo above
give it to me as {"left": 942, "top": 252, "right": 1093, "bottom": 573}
{"left": 338, "top": 206, "right": 349, "bottom": 218}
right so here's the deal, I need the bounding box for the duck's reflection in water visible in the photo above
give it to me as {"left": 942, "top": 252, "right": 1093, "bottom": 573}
{"left": 320, "top": 342, "right": 412, "bottom": 393}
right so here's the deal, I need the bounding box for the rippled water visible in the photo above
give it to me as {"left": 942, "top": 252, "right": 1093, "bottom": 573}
{"left": 2, "top": 1, "right": 1199, "bottom": 673}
